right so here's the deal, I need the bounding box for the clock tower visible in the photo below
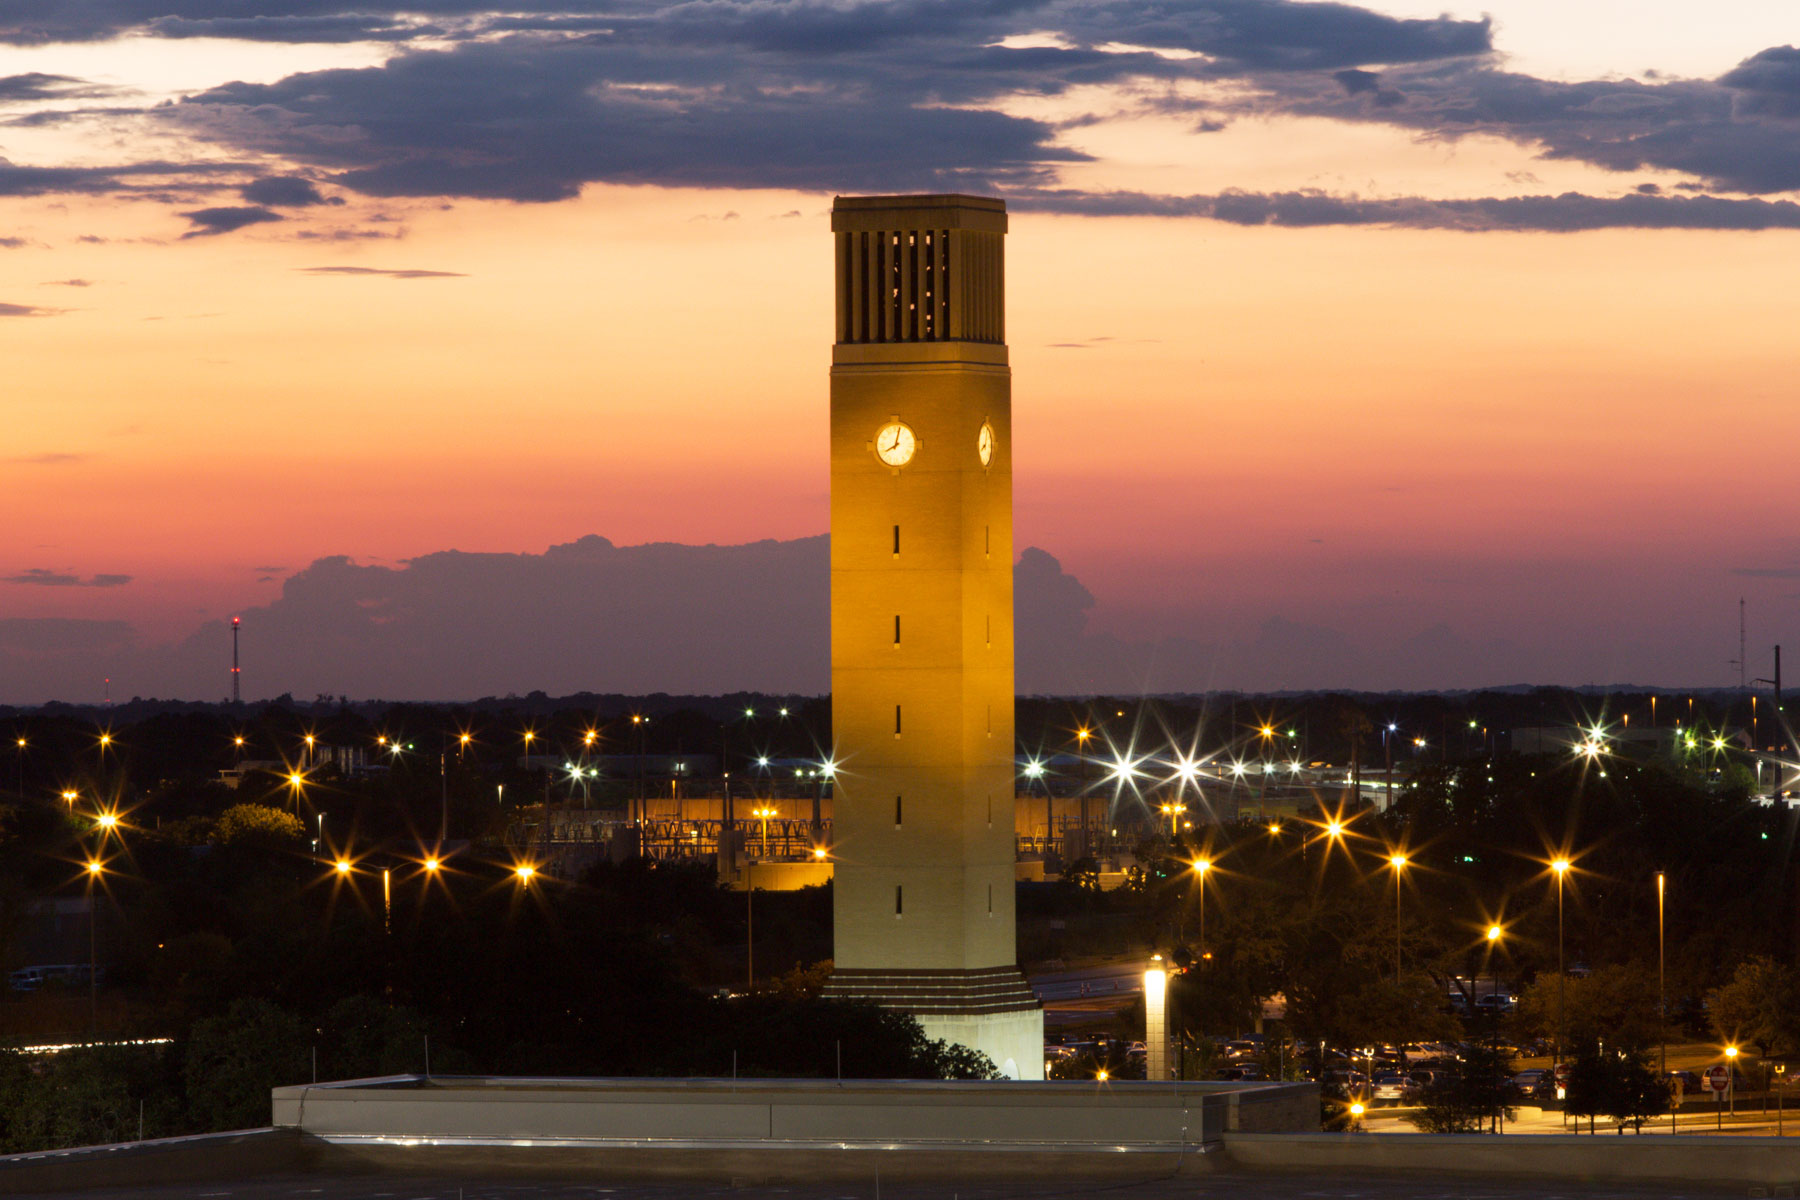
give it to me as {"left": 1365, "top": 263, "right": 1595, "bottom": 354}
{"left": 820, "top": 194, "right": 1043, "bottom": 1079}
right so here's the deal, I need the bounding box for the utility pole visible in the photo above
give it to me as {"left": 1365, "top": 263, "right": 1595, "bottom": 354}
{"left": 231, "top": 616, "right": 241, "bottom": 704}
{"left": 1754, "top": 645, "right": 1783, "bottom": 756}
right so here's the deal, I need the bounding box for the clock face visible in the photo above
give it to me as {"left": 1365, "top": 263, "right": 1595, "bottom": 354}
{"left": 874, "top": 421, "right": 916, "bottom": 467}
{"left": 977, "top": 421, "right": 995, "bottom": 467}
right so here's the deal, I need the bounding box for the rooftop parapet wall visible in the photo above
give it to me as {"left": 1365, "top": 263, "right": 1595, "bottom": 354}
{"left": 272, "top": 1076, "right": 1316, "bottom": 1153}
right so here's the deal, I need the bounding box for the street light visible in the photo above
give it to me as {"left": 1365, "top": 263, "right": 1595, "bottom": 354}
{"left": 753, "top": 804, "right": 778, "bottom": 856}
{"left": 1726, "top": 1045, "right": 1740, "bottom": 1116}
{"left": 83, "top": 858, "right": 105, "bottom": 1032}
{"left": 1551, "top": 858, "right": 1571, "bottom": 1065}
{"left": 1387, "top": 853, "right": 1408, "bottom": 982}
{"left": 1159, "top": 801, "right": 1186, "bottom": 840}
{"left": 1193, "top": 858, "right": 1212, "bottom": 954}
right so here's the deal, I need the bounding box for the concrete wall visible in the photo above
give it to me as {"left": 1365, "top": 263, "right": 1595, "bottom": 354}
{"left": 0, "top": 1128, "right": 309, "bottom": 1194}
{"left": 1225, "top": 1130, "right": 1800, "bottom": 1188}
{"left": 274, "top": 1076, "right": 1316, "bottom": 1153}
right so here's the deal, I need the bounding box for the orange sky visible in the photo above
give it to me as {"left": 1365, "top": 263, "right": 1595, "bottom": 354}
{"left": 3, "top": 1, "right": 1799, "bottom": 698}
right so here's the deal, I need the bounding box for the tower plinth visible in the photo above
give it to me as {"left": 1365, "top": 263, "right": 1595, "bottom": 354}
{"left": 821, "top": 194, "right": 1042, "bottom": 1079}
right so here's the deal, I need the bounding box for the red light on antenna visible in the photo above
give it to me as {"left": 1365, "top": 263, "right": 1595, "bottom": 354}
{"left": 232, "top": 616, "right": 240, "bottom": 625}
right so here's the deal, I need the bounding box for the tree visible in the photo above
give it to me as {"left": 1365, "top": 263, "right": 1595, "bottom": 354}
{"left": 213, "top": 803, "right": 304, "bottom": 846}
{"left": 1405, "top": 1043, "right": 1516, "bottom": 1134}
{"left": 182, "top": 997, "right": 311, "bottom": 1131}
{"left": 1513, "top": 965, "right": 1662, "bottom": 1053}
{"left": 1706, "top": 956, "right": 1800, "bottom": 1059}
{"left": 1565, "top": 1044, "right": 1668, "bottom": 1133}
{"left": 1335, "top": 971, "right": 1462, "bottom": 1054}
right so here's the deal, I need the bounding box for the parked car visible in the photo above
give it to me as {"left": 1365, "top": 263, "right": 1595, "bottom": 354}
{"left": 1370, "top": 1074, "right": 1411, "bottom": 1105}
{"left": 1225, "top": 1040, "right": 1262, "bottom": 1059}
{"left": 1218, "top": 1063, "right": 1267, "bottom": 1082}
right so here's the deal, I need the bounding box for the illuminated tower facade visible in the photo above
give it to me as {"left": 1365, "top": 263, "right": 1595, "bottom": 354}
{"left": 820, "top": 194, "right": 1042, "bottom": 1079}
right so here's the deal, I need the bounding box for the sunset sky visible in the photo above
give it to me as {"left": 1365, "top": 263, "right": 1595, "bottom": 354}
{"left": 3, "top": 0, "right": 1798, "bottom": 703}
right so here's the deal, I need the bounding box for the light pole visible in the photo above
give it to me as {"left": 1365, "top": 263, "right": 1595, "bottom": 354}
{"left": 84, "top": 858, "right": 104, "bottom": 1033}
{"left": 1657, "top": 872, "right": 1666, "bottom": 1083}
{"left": 1193, "top": 858, "right": 1211, "bottom": 955}
{"left": 753, "top": 804, "right": 777, "bottom": 856}
{"left": 1074, "top": 726, "right": 1093, "bottom": 857}
{"left": 1160, "top": 801, "right": 1186, "bottom": 841}
{"left": 1388, "top": 853, "right": 1408, "bottom": 983}
{"left": 1024, "top": 759, "right": 1048, "bottom": 855}
{"left": 1551, "top": 858, "right": 1570, "bottom": 1065}
{"left": 1485, "top": 923, "right": 1504, "bottom": 1133}
{"left": 14, "top": 736, "right": 24, "bottom": 796}
{"left": 631, "top": 715, "right": 648, "bottom": 826}
{"left": 1726, "top": 1045, "right": 1739, "bottom": 1119}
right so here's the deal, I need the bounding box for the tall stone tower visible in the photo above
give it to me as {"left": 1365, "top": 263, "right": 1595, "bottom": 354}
{"left": 820, "top": 194, "right": 1043, "bottom": 1080}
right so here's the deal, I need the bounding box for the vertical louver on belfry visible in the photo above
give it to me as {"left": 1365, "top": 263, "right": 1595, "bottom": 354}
{"left": 834, "top": 212, "right": 1005, "bottom": 345}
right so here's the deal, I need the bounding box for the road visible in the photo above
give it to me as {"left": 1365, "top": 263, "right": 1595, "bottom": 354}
{"left": 1028, "top": 961, "right": 1143, "bottom": 1004}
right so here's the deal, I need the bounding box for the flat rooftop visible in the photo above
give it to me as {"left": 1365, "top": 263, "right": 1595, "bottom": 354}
{"left": 0, "top": 1163, "right": 1749, "bottom": 1200}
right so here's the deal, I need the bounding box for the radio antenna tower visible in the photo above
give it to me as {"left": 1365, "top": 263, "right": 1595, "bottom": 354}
{"left": 231, "top": 616, "right": 241, "bottom": 704}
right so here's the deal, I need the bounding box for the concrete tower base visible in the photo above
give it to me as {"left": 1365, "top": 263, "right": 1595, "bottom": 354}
{"left": 921, "top": 1008, "right": 1046, "bottom": 1082}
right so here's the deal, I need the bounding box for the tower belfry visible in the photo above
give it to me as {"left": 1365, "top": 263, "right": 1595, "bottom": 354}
{"left": 821, "top": 195, "right": 1042, "bottom": 1079}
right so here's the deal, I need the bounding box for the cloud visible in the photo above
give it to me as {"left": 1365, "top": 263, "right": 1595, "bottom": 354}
{"left": 240, "top": 175, "right": 341, "bottom": 206}
{"left": 3, "top": 568, "right": 132, "bottom": 587}
{"left": 0, "top": 301, "right": 60, "bottom": 316}
{"left": 178, "top": 205, "right": 284, "bottom": 237}
{"left": 0, "top": 236, "right": 26, "bottom": 248}
{"left": 298, "top": 265, "right": 466, "bottom": 279}
{"left": 1015, "top": 187, "right": 1800, "bottom": 231}
{"left": 7, "top": 452, "right": 86, "bottom": 464}
{"left": 0, "top": 158, "right": 240, "bottom": 197}
{"left": 144, "top": 14, "right": 439, "bottom": 43}
{"left": 42, "top": 278, "right": 92, "bottom": 286}
{"left": 0, "top": 72, "right": 115, "bottom": 101}
{"left": 0, "top": 0, "right": 1794, "bottom": 237}
{"left": 1720, "top": 45, "right": 1800, "bottom": 118}
{"left": 1733, "top": 565, "right": 1800, "bottom": 579}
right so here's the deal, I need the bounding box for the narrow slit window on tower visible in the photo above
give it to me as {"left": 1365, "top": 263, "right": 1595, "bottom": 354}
{"left": 984, "top": 525, "right": 990, "bottom": 557}
{"left": 895, "top": 704, "right": 902, "bottom": 737}
{"left": 986, "top": 704, "right": 992, "bottom": 737}
{"left": 895, "top": 795, "right": 903, "bottom": 827}
{"left": 988, "top": 884, "right": 994, "bottom": 915}
{"left": 985, "top": 614, "right": 991, "bottom": 647}
{"left": 895, "top": 885, "right": 903, "bottom": 917}
{"left": 892, "top": 524, "right": 900, "bottom": 557}
{"left": 986, "top": 792, "right": 993, "bottom": 827}
{"left": 894, "top": 615, "right": 901, "bottom": 646}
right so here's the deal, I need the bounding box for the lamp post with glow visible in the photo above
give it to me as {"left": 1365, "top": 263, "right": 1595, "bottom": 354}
{"left": 1726, "top": 1045, "right": 1739, "bottom": 1121}
{"left": 1484, "top": 922, "right": 1506, "bottom": 1133}
{"left": 1193, "top": 858, "right": 1212, "bottom": 956}
{"left": 1160, "top": 800, "right": 1186, "bottom": 842}
{"left": 753, "top": 804, "right": 777, "bottom": 856}
{"left": 1074, "top": 725, "right": 1094, "bottom": 857}
{"left": 13, "top": 735, "right": 24, "bottom": 796}
{"left": 83, "top": 857, "right": 105, "bottom": 1033}
{"left": 1551, "top": 858, "right": 1571, "bottom": 1065}
{"left": 1023, "top": 759, "right": 1048, "bottom": 855}
{"left": 1387, "top": 853, "right": 1408, "bottom": 983}
{"left": 1657, "top": 872, "right": 1667, "bottom": 1085}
